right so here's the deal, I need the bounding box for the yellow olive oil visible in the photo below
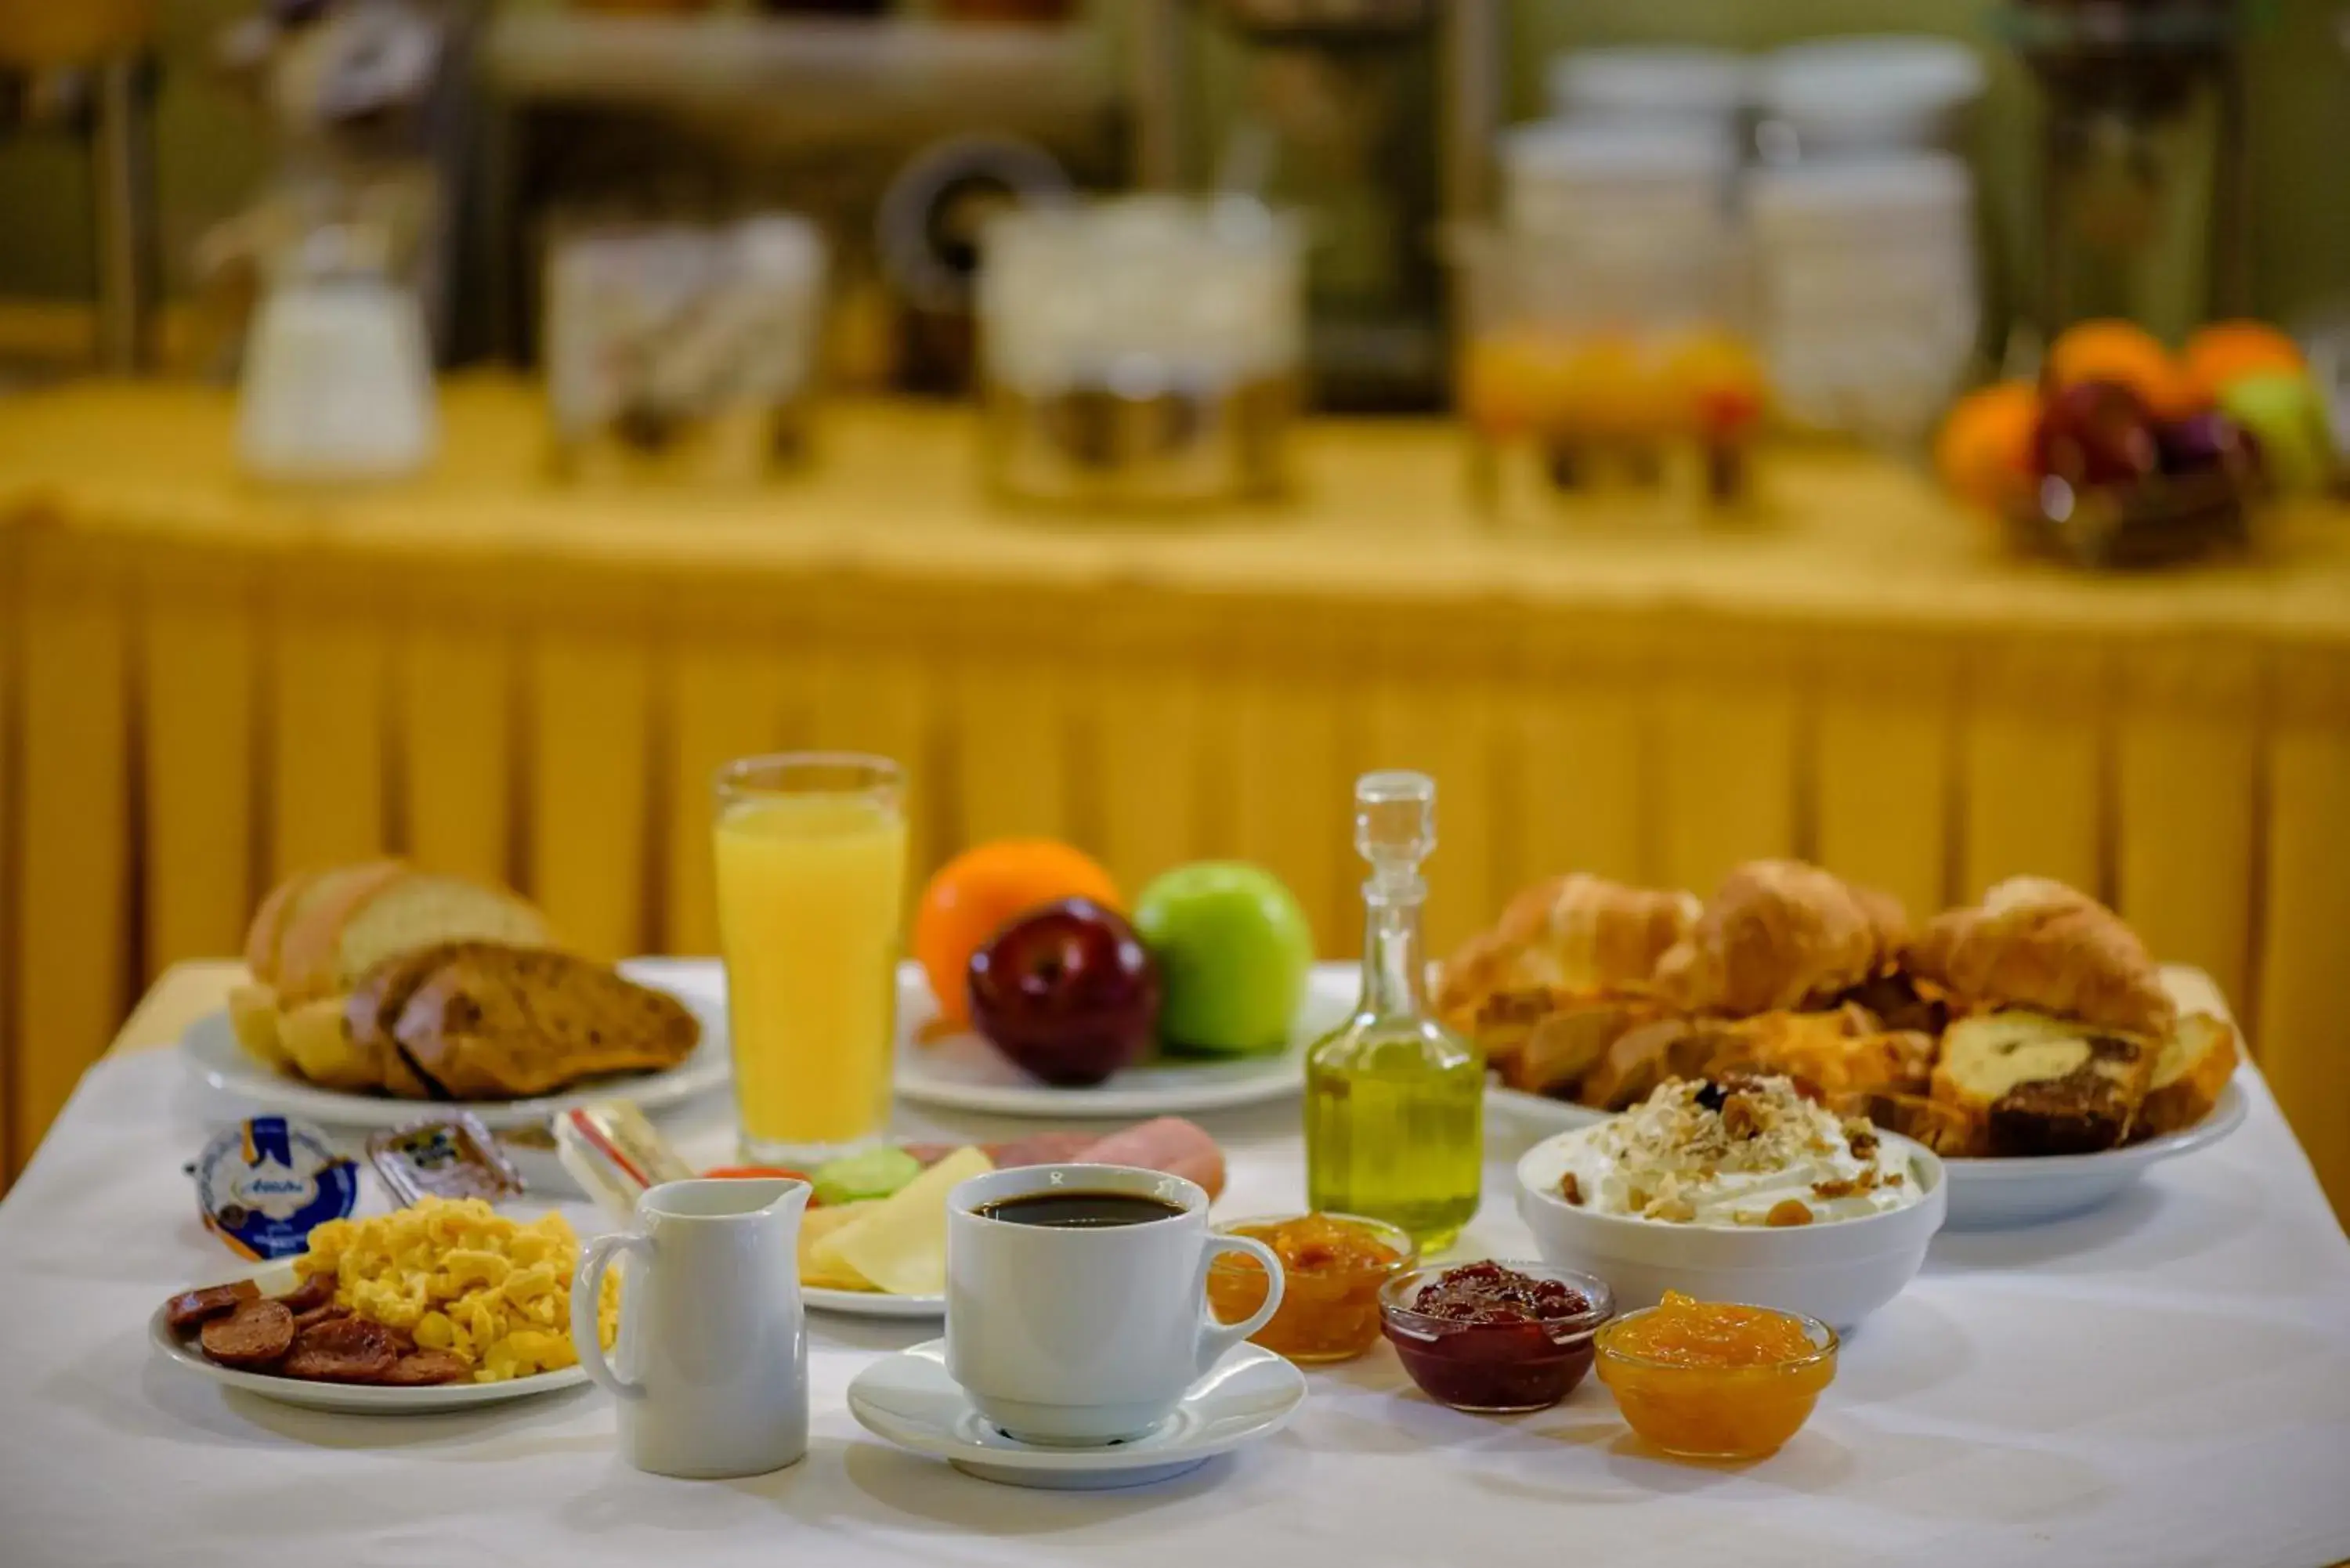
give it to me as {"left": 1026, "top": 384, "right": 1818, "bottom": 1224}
{"left": 1303, "top": 771, "right": 1484, "bottom": 1252}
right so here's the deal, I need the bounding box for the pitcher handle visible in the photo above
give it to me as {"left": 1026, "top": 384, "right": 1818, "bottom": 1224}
{"left": 573, "top": 1232, "right": 652, "bottom": 1402}
{"left": 1194, "top": 1234, "right": 1285, "bottom": 1375}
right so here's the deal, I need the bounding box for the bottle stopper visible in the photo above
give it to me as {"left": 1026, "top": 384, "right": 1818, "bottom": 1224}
{"left": 1355, "top": 769, "right": 1435, "bottom": 899}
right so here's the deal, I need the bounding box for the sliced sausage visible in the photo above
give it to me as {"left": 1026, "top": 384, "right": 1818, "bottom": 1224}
{"left": 280, "top": 1314, "right": 400, "bottom": 1384}
{"left": 198, "top": 1299, "right": 295, "bottom": 1370}
{"left": 291, "top": 1302, "right": 351, "bottom": 1333}
{"left": 275, "top": 1273, "right": 338, "bottom": 1315}
{"left": 382, "top": 1350, "right": 472, "bottom": 1387}
{"left": 164, "top": 1281, "right": 260, "bottom": 1335}
{"left": 1072, "top": 1116, "right": 1226, "bottom": 1198}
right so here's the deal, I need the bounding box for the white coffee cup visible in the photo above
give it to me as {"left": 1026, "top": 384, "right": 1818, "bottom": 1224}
{"left": 945, "top": 1163, "right": 1285, "bottom": 1446}
{"left": 573, "top": 1176, "right": 811, "bottom": 1479}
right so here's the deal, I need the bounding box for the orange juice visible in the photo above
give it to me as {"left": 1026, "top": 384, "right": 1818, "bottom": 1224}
{"left": 714, "top": 757, "right": 907, "bottom": 1159}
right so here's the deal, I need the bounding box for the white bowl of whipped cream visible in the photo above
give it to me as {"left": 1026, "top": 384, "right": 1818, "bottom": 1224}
{"left": 1515, "top": 1075, "right": 1947, "bottom": 1331}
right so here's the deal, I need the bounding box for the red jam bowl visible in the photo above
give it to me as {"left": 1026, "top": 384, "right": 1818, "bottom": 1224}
{"left": 1378, "top": 1260, "right": 1614, "bottom": 1414}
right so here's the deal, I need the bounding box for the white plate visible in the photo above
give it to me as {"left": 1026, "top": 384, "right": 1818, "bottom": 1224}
{"left": 1940, "top": 1078, "right": 2249, "bottom": 1228}
{"left": 848, "top": 1339, "right": 1305, "bottom": 1490}
{"left": 804, "top": 1285, "right": 942, "bottom": 1320}
{"left": 148, "top": 1261, "right": 588, "bottom": 1414}
{"left": 1485, "top": 1083, "right": 1612, "bottom": 1136}
{"left": 892, "top": 961, "right": 1357, "bottom": 1120}
{"left": 177, "top": 960, "right": 732, "bottom": 1131}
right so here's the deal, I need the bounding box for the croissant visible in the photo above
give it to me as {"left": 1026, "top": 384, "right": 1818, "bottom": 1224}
{"left": 1436, "top": 873, "right": 1700, "bottom": 1018}
{"left": 1653, "top": 860, "right": 1908, "bottom": 1017}
{"left": 1907, "top": 876, "right": 2174, "bottom": 1038}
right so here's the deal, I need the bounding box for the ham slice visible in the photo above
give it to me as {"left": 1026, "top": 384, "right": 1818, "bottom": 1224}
{"left": 906, "top": 1118, "right": 1227, "bottom": 1198}
{"left": 1072, "top": 1117, "right": 1226, "bottom": 1199}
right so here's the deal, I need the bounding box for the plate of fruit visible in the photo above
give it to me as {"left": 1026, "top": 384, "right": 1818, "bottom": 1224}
{"left": 896, "top": 842, "right": 1356, "bottom": 1118}
{"left": 1936, "top": 319, "right": 2337, "bottom": 569}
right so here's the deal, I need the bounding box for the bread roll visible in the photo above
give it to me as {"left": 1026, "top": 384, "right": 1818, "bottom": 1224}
{"left": 1908, "top": 877, "right": 2173, "bottom": 1038}
{"left": 1654, "top": 861, "right": 1908, "bottom": 1017}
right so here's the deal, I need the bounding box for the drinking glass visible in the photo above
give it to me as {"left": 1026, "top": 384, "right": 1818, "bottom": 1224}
{"left": 713, "top": 753, "right": 907, "bottom": 1164}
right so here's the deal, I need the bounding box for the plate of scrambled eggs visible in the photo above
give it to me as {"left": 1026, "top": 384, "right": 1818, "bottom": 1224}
{"left": 150, "top": 1199, "right": 616, "bottom": 1414}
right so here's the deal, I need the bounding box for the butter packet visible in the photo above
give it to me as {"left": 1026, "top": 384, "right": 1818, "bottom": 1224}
{"left": 551, "top": 1101, "right": 696, "bottom": 1221}
{"left": 193, "top": 1117, "right": 361, "bottom": 1260}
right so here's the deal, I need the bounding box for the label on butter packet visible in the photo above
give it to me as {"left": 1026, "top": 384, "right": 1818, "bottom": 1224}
{"left": 194, "top": 1117, "right": 360, "bottom": 1260}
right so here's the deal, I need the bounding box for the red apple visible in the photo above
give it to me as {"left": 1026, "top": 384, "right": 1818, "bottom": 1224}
{"left": 2034, "top": 378, "right": 2160, "bottom": 490}
{"left": 967, "top": 898, "right": 1162, "bottom": 1087}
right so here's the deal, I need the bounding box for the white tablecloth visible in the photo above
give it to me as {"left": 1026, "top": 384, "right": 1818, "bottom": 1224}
{"left": 5, "top": 966, "right": 2350, "bottom": 1568}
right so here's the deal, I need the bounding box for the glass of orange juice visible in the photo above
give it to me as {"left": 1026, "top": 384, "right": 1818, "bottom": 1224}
{"left": 713, "top": 753, "right": 908, "bottom": 1163}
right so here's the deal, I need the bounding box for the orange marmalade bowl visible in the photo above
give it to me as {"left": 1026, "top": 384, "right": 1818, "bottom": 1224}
{"left": 1595, "top": 1293, "right": 1838, "bottom": 1461}
{"left": 1208, "top": 1212, "right": 1416, "bottom": 1364}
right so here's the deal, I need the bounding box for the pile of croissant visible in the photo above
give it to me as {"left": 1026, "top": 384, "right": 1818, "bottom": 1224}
{"left": 1437, "top": 860, "right": 2237, "bottom": 1158}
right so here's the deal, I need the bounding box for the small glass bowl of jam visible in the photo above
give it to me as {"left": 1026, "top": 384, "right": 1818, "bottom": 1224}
{"left": 1208, "top": 1212, "right": 1416, "bottom": 1364}
{"left": 1377, "top": 1260, "right": 1614, "bottom": 1413}
{"left": 1595, "top": 1292, "right": 1838, "bottom": 1461}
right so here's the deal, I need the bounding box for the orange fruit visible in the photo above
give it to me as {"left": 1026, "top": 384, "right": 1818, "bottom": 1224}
{"left": 913, "top": 840, "right": 1121, "bottom": 1026}
{"left": 2183, "top": 320, "right": 2305, "bottom": 401}
{"left": 2047, "top": 319, "right": 2200, "bottom": 417}
{"left": 1935, "top": 381, "right": 2041, "bottom": 508}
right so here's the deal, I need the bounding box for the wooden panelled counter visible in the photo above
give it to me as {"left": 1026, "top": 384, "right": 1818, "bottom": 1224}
{"left": 3, "top": 378, "right": 2346, "bottom": 1213}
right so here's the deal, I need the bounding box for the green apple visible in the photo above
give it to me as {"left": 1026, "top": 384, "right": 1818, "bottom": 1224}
{"left": 2218, "top": 371, "right": 2337, "bottom": 495}
{"left": 1133, "top": 862, "right": 1314, "bottom": 1055}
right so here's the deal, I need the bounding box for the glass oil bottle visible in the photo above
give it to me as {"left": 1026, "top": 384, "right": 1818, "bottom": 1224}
{"left": 1303, "top": 770, "right": 1484, "bottom": 1252}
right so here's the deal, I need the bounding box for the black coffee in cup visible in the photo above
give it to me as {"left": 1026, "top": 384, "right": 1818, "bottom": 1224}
{"left": 973, "top": 1190, "right": 1186, "bottom": 1229}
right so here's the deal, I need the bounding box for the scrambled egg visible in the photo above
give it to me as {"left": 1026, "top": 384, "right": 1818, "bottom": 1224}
{"left": 297, "top": 1198, "right": 618, "bottom": 1383}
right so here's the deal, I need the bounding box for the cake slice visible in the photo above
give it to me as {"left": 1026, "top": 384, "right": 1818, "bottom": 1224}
{"left": 2134, "top": 1012, "right": 2238, "bottom": 1140}
{"left": 1932, "top": 1010, "right": 2157, "bottom": 1157}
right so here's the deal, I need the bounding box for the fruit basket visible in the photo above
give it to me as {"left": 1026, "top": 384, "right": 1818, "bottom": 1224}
{"left": 1940, "top": 319, "right": 2337, "bottom": 569}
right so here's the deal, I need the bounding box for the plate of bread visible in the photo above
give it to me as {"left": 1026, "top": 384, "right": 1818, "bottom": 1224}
{"left": 185, "top": 862, "right": 728, "bottom": 1129}
{"left": 1443, "top": 861, "right": 2243, "bottom": 1227}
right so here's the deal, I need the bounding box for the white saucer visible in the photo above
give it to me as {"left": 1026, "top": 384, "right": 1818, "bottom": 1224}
{"left": 847, "top": 1339, "right": 1305, "bottom": 1490}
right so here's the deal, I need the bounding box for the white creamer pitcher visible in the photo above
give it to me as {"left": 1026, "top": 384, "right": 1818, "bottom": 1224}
{"left": 573, "top": 1176, "right": 810, "bottom": 1479}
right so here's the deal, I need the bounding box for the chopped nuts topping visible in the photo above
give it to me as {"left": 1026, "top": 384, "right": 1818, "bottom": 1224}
{"left": 1841, "top": 1117, "right": 1881, "bottom": 1156}
{"left": 1564, "top": 1074, "right": 1914, "bottom": 1224}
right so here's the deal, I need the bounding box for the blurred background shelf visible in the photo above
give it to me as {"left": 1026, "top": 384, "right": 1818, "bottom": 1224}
{"left": 482, "top": 13, "right": 1112, "bottom": 147}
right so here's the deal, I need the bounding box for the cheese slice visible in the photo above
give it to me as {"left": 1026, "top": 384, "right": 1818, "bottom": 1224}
{"left": 797, "top": 1201, "right": 880, "bottom": 1292}
{"left": 809, "top": 1147, "right": 991, "bottom": 1296}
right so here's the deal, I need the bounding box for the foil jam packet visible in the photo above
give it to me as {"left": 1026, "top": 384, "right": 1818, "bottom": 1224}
{"left": 193, "top": 1117, "right": 361, "bottom": 1259}
{"left": 367, "top": 1115, "right": 526, "bottom": 1208}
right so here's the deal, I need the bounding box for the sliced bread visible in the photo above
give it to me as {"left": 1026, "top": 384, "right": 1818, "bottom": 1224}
{"left": 392, "top": 945, "right": 700, "bottom": 1100}
{"left": 271, "top": 862, "right": 410, "bottom": 1003}
{"left": 2135, "top": 1012, "right": 2238, "bottom": 1140}
{"left": 277, "top": 867, "right": 550, "bottom": 1005}
{"left": 1932, "top": 1010, "right": 2157, "bottom": 1157}
{"left": 243, "top": 873, "right": 319, "bottom": 987}
{"left": 345, "top": 944, "right": 474, "bottom": 1100}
